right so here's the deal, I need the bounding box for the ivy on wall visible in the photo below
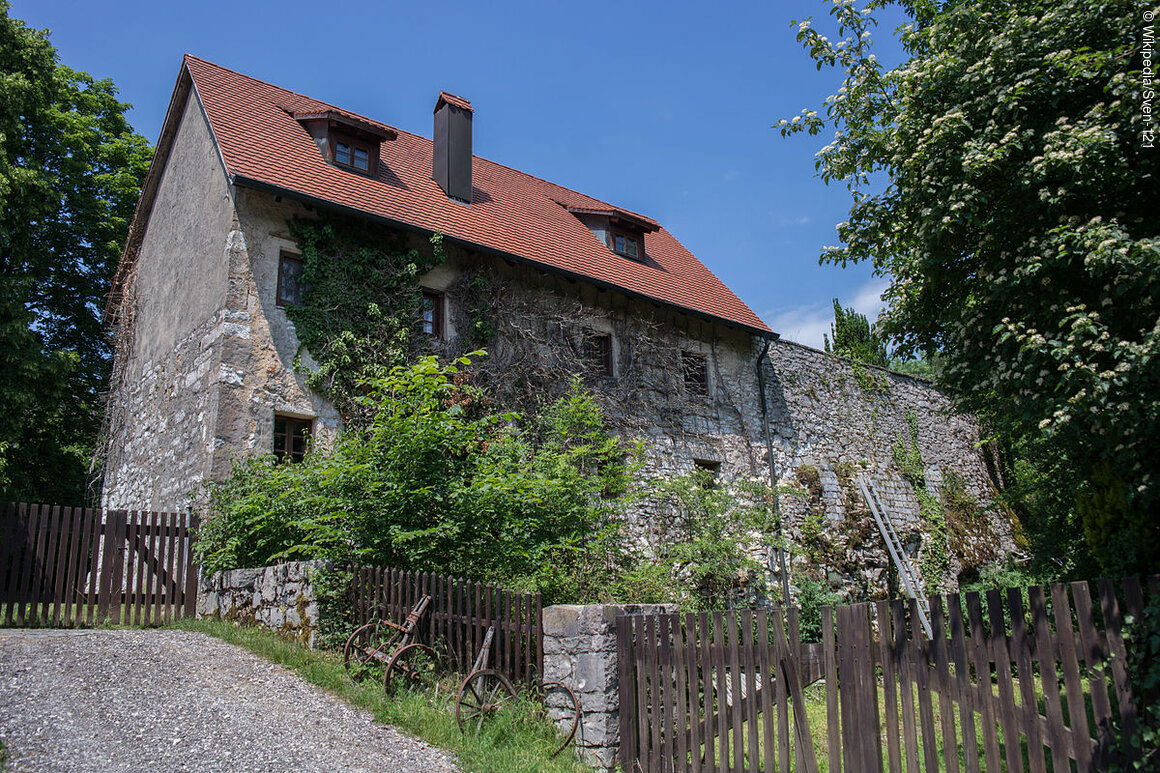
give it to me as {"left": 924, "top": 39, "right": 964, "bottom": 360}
{"left": 285, "top": 215, "right": 445, "bottom": 421}
{"left": 892, "top": 406, "right": 950, "bottom": 595}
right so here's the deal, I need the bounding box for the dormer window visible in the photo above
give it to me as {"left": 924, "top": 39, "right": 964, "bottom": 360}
{"left": 334, "top": 140, "right": 371, "bottom": 172}
{"left": 562, "top": 204, "right": 659, "bottom": 263}
{"left": 291, "top": 109, "right": 397, "bottom": 178}
{"left": 610, "top": 231, "right": 641, "bottom": 260}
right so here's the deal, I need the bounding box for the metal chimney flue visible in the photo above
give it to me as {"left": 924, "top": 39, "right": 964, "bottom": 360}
{"left": 433, "top": 91, "right": 473, "bottom": 203}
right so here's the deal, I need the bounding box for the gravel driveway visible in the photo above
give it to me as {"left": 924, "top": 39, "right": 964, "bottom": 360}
{"left": 0, "top": 628, "right": 459, "bottom": 772}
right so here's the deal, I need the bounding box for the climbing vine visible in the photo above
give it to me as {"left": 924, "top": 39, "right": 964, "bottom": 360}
{"left": 285, "top": 215, "right": 445, "bottom": 422}
{"left": 892, "top": 406, "right": 949, "bottom": 595}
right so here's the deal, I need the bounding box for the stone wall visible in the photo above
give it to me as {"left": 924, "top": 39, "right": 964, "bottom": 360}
{"left": 541, "top": 603, "right": 677, "bottom": 771}
{"left": 197, "top": 560, "right": 327, "bottom": 647}
{"left": 107, "top": 167, "right": 1015, "bottom": 595}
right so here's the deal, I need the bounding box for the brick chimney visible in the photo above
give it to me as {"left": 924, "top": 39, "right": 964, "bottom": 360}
{"left": 433, "top": 91, "right": 473, "bottom": 203}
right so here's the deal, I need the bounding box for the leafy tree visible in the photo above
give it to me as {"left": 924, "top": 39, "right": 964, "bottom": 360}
{"left": 779, "top": 0, "right": 1158, "bottom": 574}
{"left": 195, "top": 355, "right": 640, "bottom": 604}
{"left": 823, "top": 297, "right": 890, "bottom": 367}
{"left": 0, "top": 3, "right": 151, "bottom": 502}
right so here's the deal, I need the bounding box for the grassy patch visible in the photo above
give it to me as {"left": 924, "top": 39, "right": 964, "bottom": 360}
{"left": 171, "top": 618, "right": 588, "bottom": 773}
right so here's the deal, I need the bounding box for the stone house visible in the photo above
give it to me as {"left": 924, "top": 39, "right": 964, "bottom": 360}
{"left": 102, "top": 56, "right": 1016, "bottom": 598}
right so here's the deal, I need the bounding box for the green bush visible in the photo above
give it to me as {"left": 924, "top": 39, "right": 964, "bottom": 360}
{"left": 195, "top": 354, "right": 638, "bottom": 604}
{"left": 641, "top": 470, "right": 779, "bottom": 610}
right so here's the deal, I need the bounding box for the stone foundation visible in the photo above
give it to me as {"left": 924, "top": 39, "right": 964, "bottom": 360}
{"left": 542, "top": 603, "right": 677, "bottom": 771}
{"left": 196, "top": 560, "right": 327, "bottom": 647}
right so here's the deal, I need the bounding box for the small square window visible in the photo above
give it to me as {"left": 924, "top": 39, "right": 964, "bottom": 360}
{"left": 693, "top": 459, "right": 721, "bottom": 487}
{"left": 681, "top": 351, "right": 709, "bottom": 395}
{"left": 334, "top": 139, "right": 371, "bottom": 172}
{"left": 584, "top": 333, "right": 613, "bottom": 377}
{"left": 273, "top": 414, "right": 312, "bottom": 463}
{"left": 420, "top": 291, "right": 444, "bottom": 338}
{"left": 277, "top": 252, "right": 304, "bottom": 307}
{"left": 611, "top": 232, "right": 641, "bottom": 259}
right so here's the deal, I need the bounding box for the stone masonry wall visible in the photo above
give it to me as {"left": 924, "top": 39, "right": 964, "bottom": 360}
{"left": 197, "top": 560, "right": 327, "bottom": 647}
{"left": 109, "top": 169, "right": 1016, "bottom": 596}
{"left": 542, "top": 603, "right": 677, "bottom": 771}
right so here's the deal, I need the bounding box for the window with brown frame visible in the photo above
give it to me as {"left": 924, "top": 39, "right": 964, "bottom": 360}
{"left": 608, "top": 229, "right": 643, "bottom": 260}
{"left": 273, "top": 414, "right": 312, "bottom": 463}
{"left": 584, "top": 333, "right": 614, "bottom": 377}
{"left": 333, "top": 137, "right": 372, "bottom": 173}
{"left": 277, "top": 252, "right": 305, "bottom": 306}
{"left": 681, "top": 351, "right": 709, "bottom": 395}
{"left": 420, "top": 291, "right": 444, "bottom": 338}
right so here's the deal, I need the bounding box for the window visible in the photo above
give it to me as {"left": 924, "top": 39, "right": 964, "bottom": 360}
{"left": 681, "top": 351, "right": 709, "bottom": 395}
{"left": 584, "top": 333, "right": 613, "bottom": 377}
{"left": 277, "top": 252, "right": 304, "bottom": 306}
{"left": 273, "top": 415, "right": 312, "bottom": 463}
{"left": 334, "top": 139, "right": 371, "bottom": 172}
{"left": 693, "top": 459, "right": 721, "bottom": 487}
{"left": 420, "top": 291, "right": 444, "bottom": 338}
{"left": 610, "top": 230, "right": 642, "bottom": 260}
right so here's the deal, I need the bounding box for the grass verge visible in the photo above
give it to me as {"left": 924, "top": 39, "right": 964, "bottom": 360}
{"left": 171, "top": 618, "right": 589, "bottom": 773}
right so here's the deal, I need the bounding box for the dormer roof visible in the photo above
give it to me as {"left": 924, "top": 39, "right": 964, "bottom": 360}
{"left": 112, "top": 55, "right": 771, "bottom": 335}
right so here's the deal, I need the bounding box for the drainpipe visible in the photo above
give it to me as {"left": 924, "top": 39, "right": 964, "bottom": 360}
{"left": 756, "top": 332, "right": 792, "bottom": 606}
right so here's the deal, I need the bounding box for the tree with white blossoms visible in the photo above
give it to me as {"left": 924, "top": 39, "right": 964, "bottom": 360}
{"left": 779, "top": 0, "right": 1158, "bottom": 575}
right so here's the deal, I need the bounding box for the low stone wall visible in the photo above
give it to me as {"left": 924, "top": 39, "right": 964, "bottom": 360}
{"left": 542, "top": 603, "right": 677, "bottom": 771}
{"left": 196, "top": 560, "right": 328, "bottom": 647}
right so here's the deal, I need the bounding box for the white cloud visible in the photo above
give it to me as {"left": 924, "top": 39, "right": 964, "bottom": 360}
{"left": 761, "top": 278, "right": 890, "bottom": 350}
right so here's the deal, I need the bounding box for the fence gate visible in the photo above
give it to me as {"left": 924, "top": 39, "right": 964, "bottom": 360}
{"left": 616, "top": 607, "right": 822, "bottom": 773}
{"left": 0, "top": 503, "right": 200, "bottom": 627}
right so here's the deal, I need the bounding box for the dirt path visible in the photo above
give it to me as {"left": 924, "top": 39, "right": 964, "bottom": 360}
{"left": 0, "top": 628, "right": 459, "bottom": 772}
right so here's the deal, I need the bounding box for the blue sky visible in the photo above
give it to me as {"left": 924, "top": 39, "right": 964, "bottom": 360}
{"left": 12, "top": 0, "right": 906, "bottom": 348}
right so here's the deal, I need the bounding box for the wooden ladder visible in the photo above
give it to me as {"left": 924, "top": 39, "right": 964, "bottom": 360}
{"left": 857, "top": 474, "right": 933, "bottom": 638}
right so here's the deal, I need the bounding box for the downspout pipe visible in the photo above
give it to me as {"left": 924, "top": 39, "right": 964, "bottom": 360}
{"left": 756, "top": 333, "right": 792, "bottom": 606}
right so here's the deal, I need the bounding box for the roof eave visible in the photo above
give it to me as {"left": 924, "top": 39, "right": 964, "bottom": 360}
{"left": 232, "top": 174, "right": 774, "bottom": 338}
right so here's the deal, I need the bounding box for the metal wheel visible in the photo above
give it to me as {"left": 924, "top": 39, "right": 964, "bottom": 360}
{"left": 456, "top": 668, "right": 517, "bottom": 734}
{"left": 384, "top": 643, "right": 444, "bottom": 696}
{"left": 536, "top": 681, "right": 581, "bottom": 757}
{"left": 342, "top": 621, "right": 401, "bottom": 681}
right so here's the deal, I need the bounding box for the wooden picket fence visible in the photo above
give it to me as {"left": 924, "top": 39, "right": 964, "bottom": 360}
{"left": 617, "top": 576, "right": 1155, "bottom": 773}
{"left": 347, "top": 563, "right": 543, "bottom": 685}
{"left": 0, "top": 503, "right": 200, "bottom": 627}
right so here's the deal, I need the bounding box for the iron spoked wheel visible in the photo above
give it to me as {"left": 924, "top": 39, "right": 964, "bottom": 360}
{"left": 384, "top": 643, "right": 445, "bottom": 697}
{"left": 456, "top": 669, "right": 517, "bottom": 735}
{"left": 342, "top": 621, "right": 400, "bottom": 681}
{"left": 535, "top": 681, "right": 581, "bottom": 757}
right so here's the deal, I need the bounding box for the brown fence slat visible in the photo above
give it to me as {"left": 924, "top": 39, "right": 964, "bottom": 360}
{"left": 182, "top": 513, "right": 199, "bottom": 618}
{"left": 964, "top": 592, "right": 1001, "bottom": 772}
{"left": 1098, "top": 579, "right": 1137, "bottom": 765}
{"left": 984, "top": 589, "right": 1022, "bottom": 773}
{"left": 61, "top": 508, "right": 85, "bottom": 626}
{"left": 1050, "top": 583, "right": 1092, "bottom": 769}
{"left": 822, "top": 604, "right": 840, "bottom": 773}
{"left": 711, "top": 610, "right": 728, "bottom": 773}
{"left": 1006, "top": 588, "right": 1046, "bottom": 773}
{"left": 1072, "top": 581, "right": 1114, "bottom": 767}
{"left": 726, "top": 613, "right": 743, "bottom": 773}
{"left": 49, "top": 506, "right": 71, "bottom": 625}
{"left": 636, "top": 615, "right": 651, "bottom": 771}
{"left": 928, "top": 596, "right": 961, "bottom": 773}
{"left": 672, "top": 612, "right": 689, "bottom": 772}
{"left": 875, "top": 600, "right": 901, "bottom": 773}
{"left": 1029, "top": 586, "right": 1069, "bottom": 771}
{"left": 0, "top": 503, "right": 20, "bottom": 625}
{"left": 81, "top": 508, "right": 101, "bottom": 626}
{"left": 30, "top": 504, "right": 55, "bottom": 625}
{"left": 891, "top": 599, "right": 919, "bottom": 773}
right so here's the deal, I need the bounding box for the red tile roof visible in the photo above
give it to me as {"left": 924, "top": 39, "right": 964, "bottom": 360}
{"left": 181, "top": 55, "right": 770, "bottom": 333}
